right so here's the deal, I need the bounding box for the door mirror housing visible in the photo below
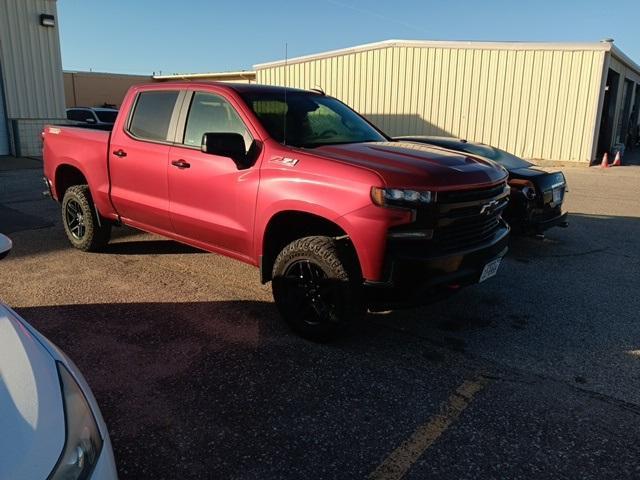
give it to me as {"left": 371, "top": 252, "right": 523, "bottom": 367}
{"left": 0, "top": 234, "right": 12, "bottom": 260}
{"left": 85, "top": 117, "right": 96, "bottom": 124}
{"left": 201, "top": 133, "right": 247, "bottom": 167}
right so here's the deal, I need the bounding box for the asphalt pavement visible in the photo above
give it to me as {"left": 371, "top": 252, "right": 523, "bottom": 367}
{"left": 1, "top": 157, "right": 639, "bottom": 479}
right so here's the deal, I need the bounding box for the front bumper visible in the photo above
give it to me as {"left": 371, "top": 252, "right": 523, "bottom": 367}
{"left": 89, "top": 436, "right": 118, "bottom": 479}
{"left": 364, "top": 222, "right": 509, "bottom": 307}
{"left": 530, "top": 210, "right": 568, "bottom": 232}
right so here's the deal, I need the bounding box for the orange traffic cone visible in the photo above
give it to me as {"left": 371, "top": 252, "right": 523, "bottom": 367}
{"left": 600, "top": 152, "right": 609, "bottom": 168}
{"left": 612, "top": 151, "right": 622, "bottom": 166}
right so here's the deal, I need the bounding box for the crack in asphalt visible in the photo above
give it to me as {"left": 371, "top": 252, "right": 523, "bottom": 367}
{"left": 371, "top": 318, "right": 640, "bottom": 416}
{"left": 526, "top": 247, "right": 608, "bottom": 258}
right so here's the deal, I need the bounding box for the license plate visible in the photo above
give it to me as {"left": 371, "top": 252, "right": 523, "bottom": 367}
{"left": 552, "top": 187, "right": 563, "bottom": 204}
{"left": 479, "top": 257, "right": 502, "bottom": 283}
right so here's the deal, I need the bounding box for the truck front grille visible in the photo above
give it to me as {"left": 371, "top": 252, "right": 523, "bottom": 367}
{"left": 433, "top": 214, "right": 502, "bottom": 252}
{"left": 390, "top": 182, "right": 509, "bottom": 254}
{"left": 436, "top": 183, "right": 507, "bottom": 203}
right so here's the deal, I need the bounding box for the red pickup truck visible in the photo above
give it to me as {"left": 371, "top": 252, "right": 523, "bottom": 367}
{"left": 43, "top": 82, "right": 509, "bottom": 340}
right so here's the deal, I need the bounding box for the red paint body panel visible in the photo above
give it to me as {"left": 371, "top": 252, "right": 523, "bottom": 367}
{"left": 43, "top": 82, "right": 508, "bottom": 282}
{"left": 313, "top": 142, "right": 507, "bottom": 190}
{"left": 167, "top": 144, "right": 260, "bottom": 260}
{"left": 42, "top": 127, "right": 117, "bottom": 219}
{"left": 109, "top": 140, "right": 172, "bottom": 232}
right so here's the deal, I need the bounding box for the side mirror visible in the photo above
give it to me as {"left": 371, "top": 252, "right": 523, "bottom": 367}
{"left": 85, "top": 117, "right": 96, "bottom": 124}
{"left": 0, "top": 234, "right": 12, "bottom": 260}
{"left": 201, "top": 133, "right": 247, "bottom": 165}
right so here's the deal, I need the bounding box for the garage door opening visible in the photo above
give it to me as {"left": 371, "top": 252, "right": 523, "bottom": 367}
{"left": 617, "top": 78, "right": 634, "bottom": 147}
{"left": 596, "top": 69, "right": 620, "bottom": 160}
{"left": 627, "top": 84, "right": 640, "bottom": 149}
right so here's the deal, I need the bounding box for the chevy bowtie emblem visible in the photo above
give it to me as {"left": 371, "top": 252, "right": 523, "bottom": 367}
{"left": 479, "top": 200, "right": 500, "bottom": 216}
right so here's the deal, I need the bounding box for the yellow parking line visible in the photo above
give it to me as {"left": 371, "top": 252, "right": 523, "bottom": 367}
{"left": 369, "top": 377, "right": 490, "bottom": 480}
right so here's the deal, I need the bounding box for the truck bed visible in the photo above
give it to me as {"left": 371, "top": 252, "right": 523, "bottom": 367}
{"left": 63, "top": 123, "right": 114, "bottom": 132}
{"left": 42, "top": 125, "right": 116, "bottom": 219}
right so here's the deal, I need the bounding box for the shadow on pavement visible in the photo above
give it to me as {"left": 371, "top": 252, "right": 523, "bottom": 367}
{"left": 0, "top": 204, "right": 53, "bottom": 234}
{"left": 14, "top": 299, "right": 455, "bottom": 480}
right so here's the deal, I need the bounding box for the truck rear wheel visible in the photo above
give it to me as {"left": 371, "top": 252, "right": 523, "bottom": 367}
{"left": 271, "top": 236, "right": 361, "bottom": 341}
{"left": 61, "top": 185, "right": 111, "bottom": 252}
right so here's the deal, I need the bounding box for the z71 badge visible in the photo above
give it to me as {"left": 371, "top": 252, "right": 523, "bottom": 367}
{"left": 271, "top": 156, "right": 299, "bottom": 167}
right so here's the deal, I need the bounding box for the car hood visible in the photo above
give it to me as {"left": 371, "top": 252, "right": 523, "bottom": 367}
{"left": 509, "top": 166, "right": 549, "bottom": 178}
{"left": 0, "top": 234, "right": 11, "bottom": 260}
{"left": 0, "top": 304, "right": 65, "bottom": 480}
{"left": 510, "top": 167, "right": 566, "bottom": 192}
{"left": 313, "top": 141, "right": 507, "bottom": 189}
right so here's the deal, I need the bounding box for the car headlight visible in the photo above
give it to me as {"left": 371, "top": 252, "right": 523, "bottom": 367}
{"left": 554, "top": 171, "right": 566, "bottom": 186}
{"left": 508, "top": 179, "right": 536, "bottom": 200}
{"left": 371, "top": 187, "right": 434, "bottom": 207}
{"left": 50, "top": 362, "right": 103, "bottom": 480}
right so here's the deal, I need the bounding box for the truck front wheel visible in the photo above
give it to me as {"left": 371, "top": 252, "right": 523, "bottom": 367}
{"left": 271, "top": 236, "right": 361, "bottom": 341}
{"left": 61, "top": 185, "right": 111, "bottom": 252}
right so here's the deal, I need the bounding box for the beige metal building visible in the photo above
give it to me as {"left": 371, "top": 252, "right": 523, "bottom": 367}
{"left": 64, "top": 71, "right": 152, "bottom": 108}
{"left": 61, "top": 70, "right": 256, "bottom": 110}
{"left": 255, "top": 39, "right": 640, "bottom": 164}
{"left": 0, "top": 0, "right": 66, "bottom": 157}
{"left": 153, "top": 70, "right": 256, "bottom": 83}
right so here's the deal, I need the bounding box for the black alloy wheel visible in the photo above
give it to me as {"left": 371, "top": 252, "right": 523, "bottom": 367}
{"left": 272, "top": 236, "right": 362, "bottom": 341}
{"left": 65, "top": 198, "right": 86, "bottom": 240}
{"left": 282, "top": 259, "right": 341, "bottom": 326}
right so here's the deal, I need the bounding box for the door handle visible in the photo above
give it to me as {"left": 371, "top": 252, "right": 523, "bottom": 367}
{"left": 171, "top": 159, "right": 191, "bottom": 169}
{"left": 113, "top": 149, "right": 127, "bottom": 158}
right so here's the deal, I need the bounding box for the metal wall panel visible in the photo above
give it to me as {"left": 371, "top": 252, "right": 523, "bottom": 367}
{"left": 607, "top": 54, "right": 640, "bottom": 148}
{"left": 0, "top": 0, "right": 66, "bottom": 119}
{"left": 0, "top": 70, "right": 9, "bottom": 154}
{"left": 64, "top": 71, "right": 152, "bottom": 108}
{"left": 256, "top": 43, "right": 607, "bottom": 163}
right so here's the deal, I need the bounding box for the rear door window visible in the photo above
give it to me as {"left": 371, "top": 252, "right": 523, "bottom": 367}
{"left": 128, "top": 91, "right": 179, "bottom": 142}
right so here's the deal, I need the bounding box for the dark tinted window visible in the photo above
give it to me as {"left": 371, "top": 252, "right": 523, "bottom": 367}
{"left": 95, "top": 110, "right": 118, "bottom": 123}
{"left": 67, "top": 109, "right": 94, "bottom": 122}
{"left": 129, "top": 91, "right": 178, "bottom": 141}
{"left": 183, "top": 92, "right": 252, "bottom": 150}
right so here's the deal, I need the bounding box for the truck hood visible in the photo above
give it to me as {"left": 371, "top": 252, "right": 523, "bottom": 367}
{"left": 313, "top": 141, "right": 507, "bottom": 189}
{"left": 0, "top": 304, "right": 65, "bottom": 480}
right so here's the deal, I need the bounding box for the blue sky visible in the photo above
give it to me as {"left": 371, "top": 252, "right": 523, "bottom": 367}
{"left": 58, "top": 0, "right": 640, "bottom": 75}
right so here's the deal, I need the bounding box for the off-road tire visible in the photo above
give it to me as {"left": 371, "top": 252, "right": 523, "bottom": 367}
{"left": 61, "top": 185, "right": 111, "bottom": 252}
{"left": 272, "top": 236, "right": 362, "bottom": 341}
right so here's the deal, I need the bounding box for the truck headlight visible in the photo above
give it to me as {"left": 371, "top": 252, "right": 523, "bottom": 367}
{"left": 371, "top": 187, "right": 434, "bottom": 207}
{"left": 50, "top": 362, "right": 103, "bottom": 480}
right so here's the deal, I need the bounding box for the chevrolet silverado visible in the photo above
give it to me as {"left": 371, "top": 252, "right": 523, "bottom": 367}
{"left": 43, "top": 82, "right": 510, "bottom": 340}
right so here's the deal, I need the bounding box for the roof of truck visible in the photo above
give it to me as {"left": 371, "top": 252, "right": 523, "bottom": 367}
{"left": 143, "top": 80, "right": 321, "bottom": 96}
{"left": 227, "top": 83, "right": 322, "bottom": 95}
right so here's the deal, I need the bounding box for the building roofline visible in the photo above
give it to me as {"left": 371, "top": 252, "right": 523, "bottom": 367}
{"left": 610, "top": 45, "right": 640, "bottom": 75}
{"left": 253, "top": 39, "right": 618, "bottom": 69}
{"left": 152, "top": 70, "right": 256, "bottom": 80}
{"left": 63, "top": 70, "right": 151, "bottom": 77}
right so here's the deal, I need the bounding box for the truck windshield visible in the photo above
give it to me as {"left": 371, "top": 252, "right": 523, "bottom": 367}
{"left": 239, "top": 91, "right": 387, "bottom": 148}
